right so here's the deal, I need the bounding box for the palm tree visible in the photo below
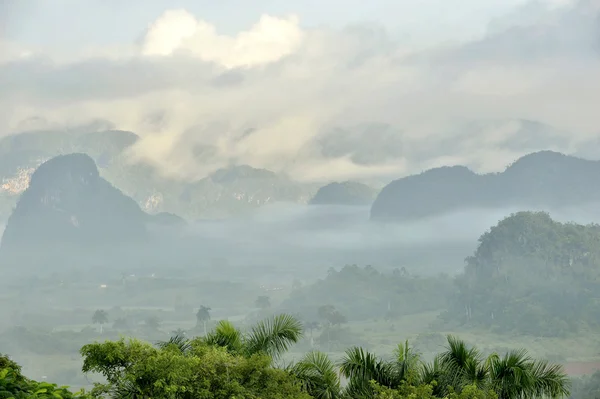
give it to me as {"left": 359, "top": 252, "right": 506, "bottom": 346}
{"left": 306, "top": 335, "right": 570, "bottom": 399}
{"left": 339, "top": 340, "right": 422, "bottom": 398}
{"left": 290, "top": 351, "right": 342, "bottom": 399}
{"left": 144, "top": 316, "right": 161, "bottom": 331}
{"left": 305, "top": 321, "right": 319, "bottom": 347}
{"left": 156, "top": 333, "right": 193, "bottom": 355}
{"left": 196, "top": 305, "right": 211, "bottom": 336}
{"left": 436, "top": 335, "right": 488, "bottom": 394}
{"left": 205, "top": 313, "right": 302, "bottom": 361}
{"left": 92, "top": 309, "right": 108, "bottom": 334}
{"left": 487, "top": 349, "right": 570, "bottom": 399}
{"left": 436, "top": 335, "right": 570, "bottom": 399}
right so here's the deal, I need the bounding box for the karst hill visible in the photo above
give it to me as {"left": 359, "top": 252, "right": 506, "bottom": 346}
{"left": 371, "top": 151, "right": 600, "bottom": 222}
{"left": 0, "top": 154, "right": 164, "bottom": 269}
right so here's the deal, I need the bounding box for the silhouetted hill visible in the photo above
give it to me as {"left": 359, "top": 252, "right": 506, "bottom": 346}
{"left": 0, "top": 130, "right": 317, "bottom": 220}
{"left": 371, "top": 151, "right": 600, "bottom": 222}
{"left": 309, "top": 181, "right": 377, "bottom": 206}
{"left": 0, "top": 154, "right": 150, "bottom": 264}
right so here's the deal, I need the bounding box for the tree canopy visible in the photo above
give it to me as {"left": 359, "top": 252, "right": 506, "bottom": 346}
{"left": 445, "top": 211, "right": 600, "bottom": 336}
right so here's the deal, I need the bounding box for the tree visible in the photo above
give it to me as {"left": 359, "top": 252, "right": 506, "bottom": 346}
{"left": 305, "top": 321, "right": 320, "bottom": 347}
{"left": 196, "top": 305, "right": 211, "bottom": 336}
{"left": 80, "top": 338, "right": 310, "bottom": 399}
{"left": 92, "top": 309, "right": 108, "bottom": 334}
{"left": 255, "top": 295, "right": 271, "bottom": 310}
{"left": 339, "top": 340, "right": 422, "bottom": 398}
{"left": 290, "top": 351, "right": 342, "bottom": 399}
{"left": 1, "top": 354, "right": 90, "bottom": 398}
{"left": 143, "top": 316, "right": 161, "bottom": 331}
{"left": 205, "top": 313, "right": 303, "bottom": 361}
{"left": 318, "top": 305, "right": 346, "bottom": 326}
{"left": 317, "top": 305, "right": 346, "bottom": 352}
{"left": 293, "top": 334, "right": 569, "bottom": 399}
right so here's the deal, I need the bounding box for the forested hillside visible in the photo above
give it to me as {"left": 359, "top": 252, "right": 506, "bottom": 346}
{"left": 444, "top": 211, "right": 600, "bottom": 336}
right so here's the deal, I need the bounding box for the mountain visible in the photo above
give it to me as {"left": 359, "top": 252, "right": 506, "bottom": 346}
{"left": 0, "top": 129, "right": 317, "bottom": 220}
{"left": 0, "top": 154, "right": 154, "bottom": 268}
{"left": 443, "top": 211, "right": 600, "bottom": 336}
{"left": 177, "top": 165, "right": 318, "bottom": 219}
{"left": 0, "top": 129, "right": 139, "bottom": 221}
{"left": 309, "top": 181, "right": 378, "bottom": 206}
{"left": 371, "top": 151, "right": 600, "bottom": 222}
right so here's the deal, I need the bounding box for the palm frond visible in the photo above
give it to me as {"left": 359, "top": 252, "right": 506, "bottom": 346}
{"left": 204, "top": 320, "right": 243, "bottom": 354}
{"left": 488, "top": 348, "right": 535, "bottom": 399}
{"left": 244, "top": 313, "right": 303, "bottom": 359}
{"left": 291, "top": 351, "right": 342, "bottom": 399}
{"left": 528, "top": 358, "right": 571, "bottom": 399}
{"left": 339, "top": 346, "right": 397, "bottom": 397}
{"left": 393, "top": 340, "right": 422, "bottom": 384}
{"left": 439, "top": 335, "right": 484, "bottom": 391}
{"left": 156, "top": 334, "right": 192, "bottom": 354}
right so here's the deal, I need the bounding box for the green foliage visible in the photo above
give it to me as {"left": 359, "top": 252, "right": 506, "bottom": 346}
{"left": 80, "top": 337, "right": 310, "bottom": 398}
{"left": 284, "top": 265, "right": 451, "bottom": 322}
{"left": 0, "top": 355, "right": 90, "bottom": 399}
{"left": 294, "top": 334, "right": 569, "bottom": 399}
{"left": 205, "top": 313, "right": 303, "bottom": 360}
{"left": 290, "top": 351, "right": 342, "bottom": 399}
{"left": 446, "top": 211, "right": 600, "bottom": 336}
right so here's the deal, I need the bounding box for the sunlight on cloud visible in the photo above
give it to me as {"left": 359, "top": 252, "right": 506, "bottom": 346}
{"left": 141, "top": 10, "right": 304, "bottom": 68}
{"left": 1, "top": 1, "right": 599, "bottom": 182}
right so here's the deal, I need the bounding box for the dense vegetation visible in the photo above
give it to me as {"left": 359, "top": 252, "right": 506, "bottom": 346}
{"left": 1, "top": 314, "right": 570, "bottom": 399}
{"left": 444, "top": 211, "right": 600, "bottom": 336}
{"left": 283, "top": 264, "right": 451, "bottom": 322}
{"left": 371, "top": 151, "right": 600, "bottom": 222}
{"left": 0, "top": 354, "right": 90, "bottom": 398}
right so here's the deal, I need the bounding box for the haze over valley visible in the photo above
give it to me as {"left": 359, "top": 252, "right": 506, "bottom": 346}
{"left": 2, "top": 1, "right": 600, "bottom": 398}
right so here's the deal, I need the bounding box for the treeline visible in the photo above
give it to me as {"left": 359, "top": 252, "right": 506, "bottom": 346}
{"left": 283, "top": 264, "right": 451, "bottom": 322}
{"left": 1, "top": 314, "right": 570, "bottom": 399}
{"left": 288, "top": 211, "right": 600, "bottom": 337}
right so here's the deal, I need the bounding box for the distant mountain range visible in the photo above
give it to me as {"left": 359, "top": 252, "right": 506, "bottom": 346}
{"left": 3, "top": 127, "right": 600, "bottom": 225}
{"left": 371, "top": 150, "right": 600, "bottom": 222}
{"left": 0, "top": 129, "right": 319, "bottom": 221}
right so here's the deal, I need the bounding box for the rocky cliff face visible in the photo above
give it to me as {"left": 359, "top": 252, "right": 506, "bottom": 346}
{"left": 0, "top": 154, "right": 149, "bottom": 262}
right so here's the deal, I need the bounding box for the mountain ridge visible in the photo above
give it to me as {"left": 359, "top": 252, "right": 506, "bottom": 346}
{"left": 371, "top": 150, "right": 600, "bottom": 222}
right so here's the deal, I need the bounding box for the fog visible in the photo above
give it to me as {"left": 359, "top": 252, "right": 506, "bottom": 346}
{"left": 2, "top": 0, "right": 600, "bottom": 396}
{"left": 172, "top": 201, "right": 600, "bottom": 277}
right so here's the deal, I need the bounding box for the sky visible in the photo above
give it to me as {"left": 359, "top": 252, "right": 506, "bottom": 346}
{"left": 0, "top": 0, "right": 598, "bottom": 182}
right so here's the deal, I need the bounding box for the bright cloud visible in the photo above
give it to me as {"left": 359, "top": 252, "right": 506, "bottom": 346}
{"left": 141, "top": 10, "right": 304, "bottom": 68}
{"left": 0, "top": 1, "right": 598, "bottom": 183}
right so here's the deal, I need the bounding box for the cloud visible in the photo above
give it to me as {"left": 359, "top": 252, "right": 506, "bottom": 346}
{"left": 141, "top": 10, "right": 304, "bottom": 68}
{"left": 0, "top": 0, "right": 599, "bottom": 182}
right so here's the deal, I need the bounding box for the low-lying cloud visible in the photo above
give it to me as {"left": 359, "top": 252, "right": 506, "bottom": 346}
{"left": 1, "top": 0, "right": 599, "bottom": 182}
